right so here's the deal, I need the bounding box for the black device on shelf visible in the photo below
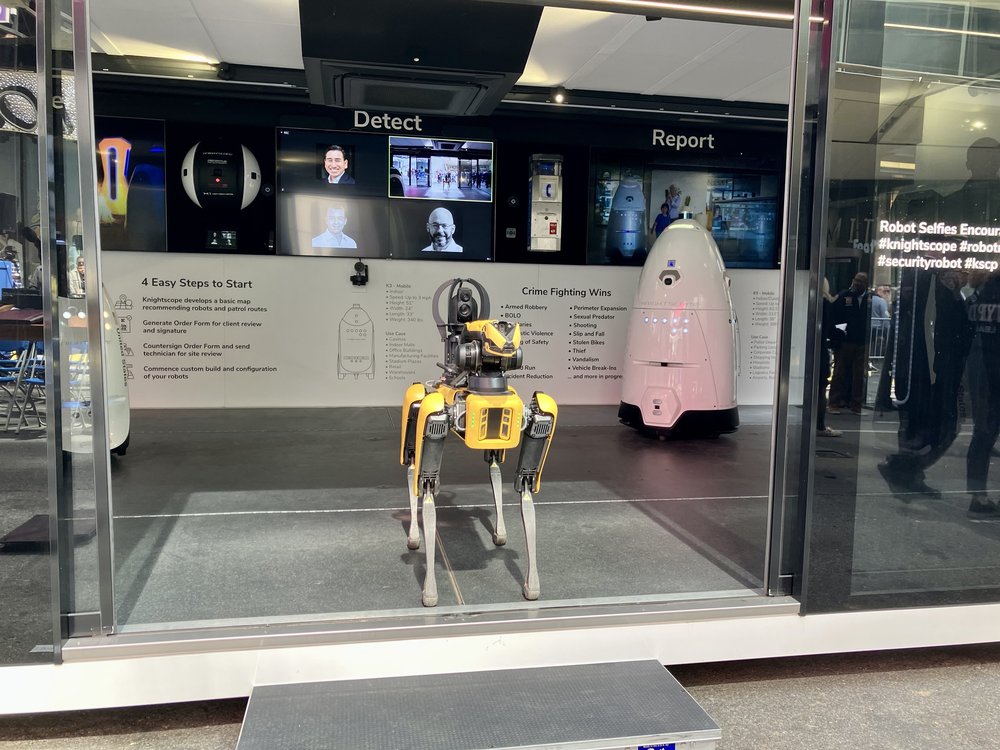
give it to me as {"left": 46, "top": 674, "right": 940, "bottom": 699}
{"left": 1, "top": 288, "right": 42, "bottom": 309}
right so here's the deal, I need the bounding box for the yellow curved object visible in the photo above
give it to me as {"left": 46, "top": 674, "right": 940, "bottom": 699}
{"left": 412, "top": 391, "right": 446, "bottom": 495}
{"left": 530, "top": 392, "right": 558, "bottom": 493}
{"left": 464, "top": 390, "right": 523, "bottom": 450}
{"left": 466, "top": 320, "right": 521, "bottom": 356}
{"left": 400, "top": 382, "right": 426, "bottom": 465}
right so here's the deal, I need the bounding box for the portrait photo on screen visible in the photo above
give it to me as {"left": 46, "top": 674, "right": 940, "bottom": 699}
{"left": 95, "top": 116, "right": 168, "bottom": 251}
{"left": 389, "top": 137, "right": 493, "bottom": 203}
{"left": 278, "top": 194, "right": 389, "bottom": 258}
{"left": 277, "top": 127, "right": 388, "bottom": 197}
{"left": 389, "top": 200, "right": 493, "bottom": 261}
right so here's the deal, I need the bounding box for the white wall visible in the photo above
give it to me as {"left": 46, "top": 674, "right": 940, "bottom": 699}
{"left": 100, "top": 252, "right": 779, "bottom": 408}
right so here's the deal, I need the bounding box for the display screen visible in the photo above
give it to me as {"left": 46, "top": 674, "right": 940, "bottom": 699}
{"left": 277, "top": 128, "right": 493, "bottom": 260}
{"left": 276, "top": 127, "right": 390, "bottom": 257}
{"left": 95, "top": 116, "right": 168, "bottom": 252}
{"left": 587, "top": 152, "right": 781, "bottom": 269}
{"left": 277, "top": 127, "right": 388, "bottom": 195}
{"left": 651, "top": 170, "right": 779, "bottom": 269}
{"left": 205, "top": 229, "right": 238, "bottom": 250}
{"left": 279, "top": 194, "right": 390, "bottom": 258}
{"left": 389, "top": 137, "right": 494, "bottom": 203}
{"left": 388, "top": 199, "right": 493, "bottom": 261}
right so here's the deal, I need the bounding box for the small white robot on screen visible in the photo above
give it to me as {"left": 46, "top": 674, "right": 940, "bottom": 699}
{"left": 400, "top": 278, "right": 558, "bottom": 606}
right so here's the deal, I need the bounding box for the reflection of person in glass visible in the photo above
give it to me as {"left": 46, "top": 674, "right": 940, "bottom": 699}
{"left": 323, "top": 145, "right": 355, "bottom": 185}
{"left": 421, "top": 207, "right": 463, "bottom": 253}
{"left": 944, "top": 137, "right": 1000, "bottom": 223}
{"left": 664, "top": 184, "right": 683, "bottom": 221}
{"left": 816, "top": 278, "right": 843, "bottom": 438}
{"left": 650, "top": 203, "right": 671, "bottom": 238}
{"left": 965, "top": 268, "right": 1000, "bottom": 519}
{"left": 312, "top": 204, "right": 357, "bottom": 249}
{"left": 878, "top": 266, "right": 970, "bottom": 497}
{"left": 828, "top": 272, "right": 870, "bottom": 414}
{"left": 68, "top": 255, "right": 86, "bottom": 296}
{"left": 946, "top": 138, "right": 1000, "bottom": 515}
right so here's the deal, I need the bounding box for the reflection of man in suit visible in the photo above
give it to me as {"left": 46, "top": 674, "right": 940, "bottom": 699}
{"left": 421, "top": 207, "right": 463, "bottom": 253}
{"left": 323, "top": 145, "right": 356, "bottom": 185}
{"left": 944, "top": 137, "right": 1000, "bottom": 224}
{"left": 965, "top": 269, "right": 1000, "bottom": 518}
{"left": 312, "top": 204, "right": 357, "bottom": 249}
{"left": 949, "top": 138, "right": 1000, "bottom": 518}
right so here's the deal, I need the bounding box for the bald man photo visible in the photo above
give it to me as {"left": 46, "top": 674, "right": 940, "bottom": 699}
{"left": 421, "top": 207, "right": 463, "bottom": 253}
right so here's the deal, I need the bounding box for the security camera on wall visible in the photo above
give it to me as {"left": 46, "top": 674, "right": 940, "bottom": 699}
{"left": 181, "top": 140, "right": 261, "bottom": 210}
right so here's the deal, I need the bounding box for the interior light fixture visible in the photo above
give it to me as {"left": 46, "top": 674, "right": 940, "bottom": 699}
{"left": 577, "top": 0, "right": 795, "bottom": 23}
{"left": 553, "top": 87, "right": 567, "bottom": 103}
{"left": 879, "top": 159, "right": 916, "bottom": 171}
{"left": 885, "top": 22, "right": 1000, "bottom": 41}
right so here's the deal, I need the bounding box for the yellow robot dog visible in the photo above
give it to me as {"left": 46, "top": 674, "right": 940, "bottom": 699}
{"left": 401, "top": 278, "right": 557, "bottom": 606}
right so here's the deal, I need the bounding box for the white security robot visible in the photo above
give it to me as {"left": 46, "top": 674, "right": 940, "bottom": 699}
{"left": 606, "top": 176, "right": 646, "bottom": 261}
{"left": 619, "top": 216, "right": 739, "bottom": 436}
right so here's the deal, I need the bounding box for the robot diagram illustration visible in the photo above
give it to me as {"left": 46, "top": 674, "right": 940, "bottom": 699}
{"left": 337, "top": 304, "right": 375, "bottom": 379}
{"left": 400, "top": 278, "right": 558, "bottom": 606}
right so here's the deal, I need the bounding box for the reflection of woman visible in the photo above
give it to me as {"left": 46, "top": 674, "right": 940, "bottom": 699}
{"left": 665, "top": 184, "right": 683, "bottom": 221}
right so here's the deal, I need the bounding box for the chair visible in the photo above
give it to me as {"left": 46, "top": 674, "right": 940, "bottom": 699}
{"left": 2, "top": 341, "right": 46, "bottom": 432}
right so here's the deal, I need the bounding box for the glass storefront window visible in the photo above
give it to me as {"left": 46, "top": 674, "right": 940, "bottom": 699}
{"left": 804, "top": 0, "right": 1000, "bottom": 611}
{"left": 4, "top": 1, "right": 800, "bottom": 645}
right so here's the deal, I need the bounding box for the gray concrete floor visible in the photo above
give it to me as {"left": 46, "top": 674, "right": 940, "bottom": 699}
{"left": 1, "top": 644, "right": 999, "bottom": 749}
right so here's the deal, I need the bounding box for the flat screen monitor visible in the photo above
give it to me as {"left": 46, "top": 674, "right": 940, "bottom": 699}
{"left": 388, "top": 200, "right": 492, "bottom": 261}
{"left": 277, "top": 127, "right": 388, "bottom": 197}
{"left": 652, "top": 170, "right": 779, "bottom": 269}
{"left": 276, "top": 128, "right": 391, "bottom": 257}
{"left": 278, "top": 194, "right": 390, "bottom": 258}
{"left": 389, "top": 137, "right": 493, "bottom": 203}
{"left": 95, "top": 116, "right": 168, "bottom": 252}
{"left": 588, "top": 160, "right": 780, "bottom": 269}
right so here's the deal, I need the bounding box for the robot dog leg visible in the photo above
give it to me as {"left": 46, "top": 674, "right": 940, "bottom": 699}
{"left": 513, "top": 392, "right": 558, "bottom": 601}
{"left": 401, "top": 388, "right": 448, "bottom": 607}
{"left": 401, "top": 383, "right": 426, "bottom": 551}
{"left": 486, "top": 450, "right": 507, "bottom": 546}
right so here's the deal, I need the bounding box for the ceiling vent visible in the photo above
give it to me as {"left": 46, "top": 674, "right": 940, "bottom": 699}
{"left": 299, "top": 0, "right": 542, "bottom": 117}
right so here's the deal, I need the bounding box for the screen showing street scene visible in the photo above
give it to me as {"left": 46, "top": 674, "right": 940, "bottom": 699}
{"left": 389, "top": 137, "right": 493, "bottom": 203}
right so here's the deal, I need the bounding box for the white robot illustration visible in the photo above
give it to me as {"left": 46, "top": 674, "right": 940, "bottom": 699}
{"left": 606, "top": 176, "right": 647, "bottom": 260}
{"left": 337, "top": 304, "right": 375, "bottom": 379}
{"left": 618, "top": 215, "right": 739, "bottom": 436}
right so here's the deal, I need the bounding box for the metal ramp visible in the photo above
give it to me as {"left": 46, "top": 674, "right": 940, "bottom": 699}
{"left": 236, "top": 660, "right": 720, "bottom": 750}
